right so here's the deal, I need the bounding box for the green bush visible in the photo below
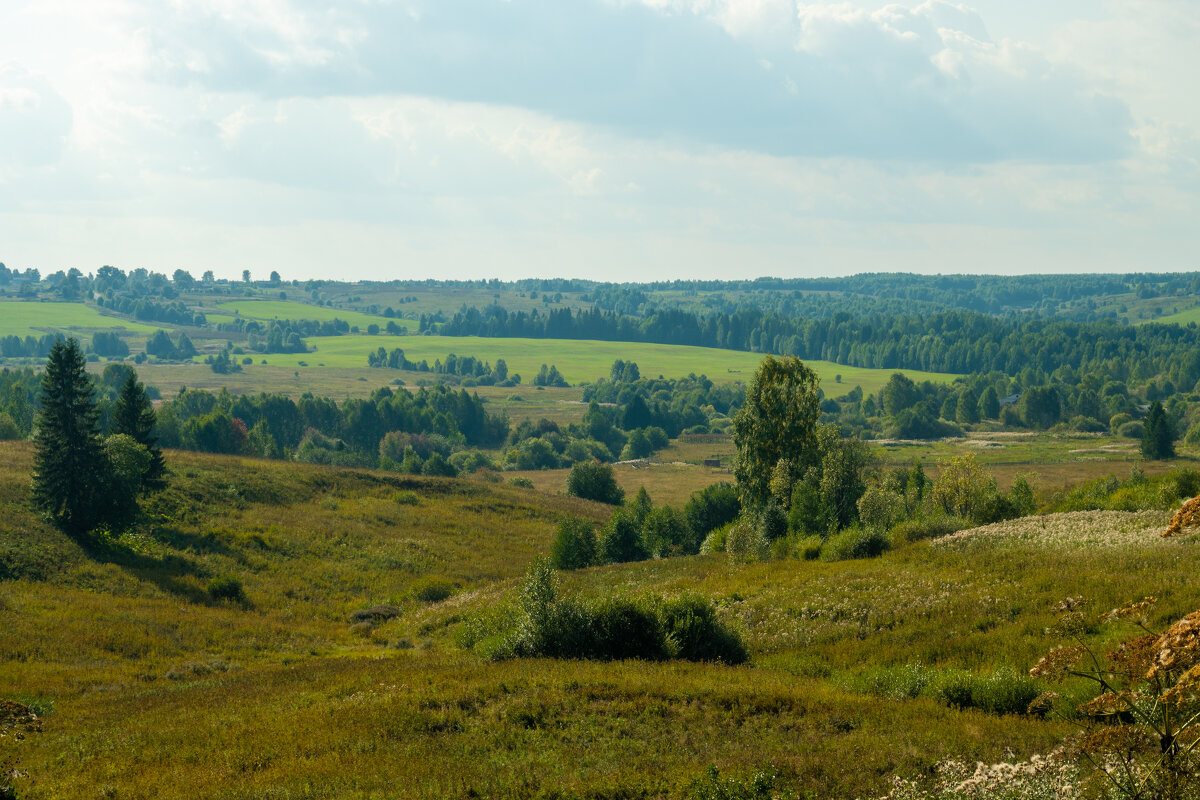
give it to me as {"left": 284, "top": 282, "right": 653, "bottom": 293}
{"left": 392, "top": 490, "right": 419, "bottom": 506}
{"left": 508, "top": 476, "right": 534, "bottom": 488}
{"left": 796, "top": 534, "right": 823, "bottom": 561}
{"left": 549, "top": 518, "right": 597, "bottom": 570}
{"left": 482, "top": 561, "right": 746, "bottom": 665}
{"left": 660, "top": 595, "right": 748, "bottom": 664}
{"left": 566, "top": 461, "right": 625, "bottom": 505}
{"left": 847, "top": 664, "right": 1041, "bottom": 716}
{"left": 843, "top": 663, "right": 932, "bottom": 701}
{"left": 412, "top": 578, "right": 453, "bottom": 604}
{"left": 889, "top": 514, "right": 966, "bottom": 544}
{"left": 207, "top": 574, "right": 246, "bottom": 603}
{"left": 699, "top": 524, "right": 729, "bottom": 554}
{"left": 688, "top": 765, "right": 793, "bottom": 800}
{"left": 820, "top": 527, "right": 890, "bottom": 561}
{"left": 1117, "top": 420, "right": 1145, "bottom": 439}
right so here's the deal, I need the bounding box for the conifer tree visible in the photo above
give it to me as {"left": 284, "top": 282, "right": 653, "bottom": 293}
{"left": 32, "top": 338, "right": 105, "bottom": 534}
{"left": 1141, "top": 401, "right": 1175, "bottom": 460}
{"left": 112, "top": 370, "right": 165, "bottom": 491}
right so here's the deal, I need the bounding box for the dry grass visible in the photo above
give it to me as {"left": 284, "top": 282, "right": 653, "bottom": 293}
{"left": 6, "top": 440, "right": 1200, "bottom": 798}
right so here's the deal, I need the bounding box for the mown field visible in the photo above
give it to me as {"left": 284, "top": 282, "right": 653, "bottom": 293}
{"left": 211, "top": 299, "right": 417, "bottom": 331}
{"left": 242, "top": 334, "right": 960, "bottom": 391}
{"left": 5, "top": 441, "right": 1200, "bottom": 798}
{"left": 0, "top": 301, "right": 159, "bottom": 338}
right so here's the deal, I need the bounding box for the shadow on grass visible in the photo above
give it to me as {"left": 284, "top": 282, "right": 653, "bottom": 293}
{"left": 77, "top": 533, "right": 213, "bottom": 605}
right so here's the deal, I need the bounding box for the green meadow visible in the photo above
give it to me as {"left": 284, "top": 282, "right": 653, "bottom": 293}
{"left": 212, "top": 299, "right": 417, "bottom": 331}
{"left": 0, "top": 301, "right": 159, "bottom": 338}
{"left": 5, "top": 440, "right": 1200, "bottom": 798}
{"left": 248, "top": 334, "right": 961, "bottom": 390}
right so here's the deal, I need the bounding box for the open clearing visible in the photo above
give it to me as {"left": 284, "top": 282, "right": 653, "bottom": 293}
{"left": 6, "top": 441, "right": 1200, "bottom": 797}
{"left": 0, "top": 301, "right": 159, "bottom": 338}
{"left": 212, "top": 299, "right": 417, "bottom": 331}
{"left": 244, "top": 334, "right": 961, "bottom": 390}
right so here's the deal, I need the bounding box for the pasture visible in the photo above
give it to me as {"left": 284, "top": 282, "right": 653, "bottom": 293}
{"left": 212, "top": 299, "right": 417, "bottom": 331}
{"left": 6, "top": 440, "right": 1200, "bottom": 797}
{"left": 243, "top": 334, "right": 961, "bottom": 390}
{"left": 0, "top": 301, "right": 159, "bottom": 338}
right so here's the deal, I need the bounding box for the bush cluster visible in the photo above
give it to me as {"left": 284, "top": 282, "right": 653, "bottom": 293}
{"left": 475, "top": 560, "right": 748, "bottom": 665}
{"left": 843, "top": 663, "right": 1042, "bottom": 716}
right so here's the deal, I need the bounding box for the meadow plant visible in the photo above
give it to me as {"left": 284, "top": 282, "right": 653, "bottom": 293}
{"left": 0, "top": 699, "right": 41, "bottom": 800}
{"left": 1029, "top": 593, "right": 1200, "bottom": 799}
{"left": 876, "top": 754, "right": 1080, "bottom": 800}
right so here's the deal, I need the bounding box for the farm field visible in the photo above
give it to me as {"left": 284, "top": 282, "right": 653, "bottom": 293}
{"left": 1148, "top": 304, "right": 1200, "bottom": 327}
{"left": 212, "top": 299, "right": 417, "bottom": 331}
{"left": 0, "top": 300, "right": 159, "bottom": 338}
{"left": 245, "top": 334, "right": 961, "bottom": 390}
{"left": 6, "top": 441, "right": 1200, "bottom": 798}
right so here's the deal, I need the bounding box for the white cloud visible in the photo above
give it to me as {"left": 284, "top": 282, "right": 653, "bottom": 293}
{"left": 0, "top": 63, "right": 73, "bottom": 169}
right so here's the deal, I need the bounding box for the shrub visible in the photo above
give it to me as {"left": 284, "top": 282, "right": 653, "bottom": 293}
{"left": 889, "top": 514, "right": 967, "bottom": 544}
{"left": 821, "top": 527, "right": 891, "bottom": 561}
{"left": 412, "top": 578, "right": 454, "bottom": 604}
{"left": 549, "top": 518, "right": 597, "bottom": 570}
{"left": 685, "top": 482, "right": 740, "bottom": 538}
{"left": 598, "top": 510, "right": 648, "bottom": 564}
{"left": 477, "top": 562, "right": 746, "bottom": 665}
{"left": 207, "top": 574, "right": 246, "bottom": 603}
{"left": 567, "top": 460, "right": 625, "bottom": 505}
{"left": 796, "top": 534, "right": 823, "bottom": 560}
{"left": 0, "top": 412, "right": 21, "bottom": 441}
{"left": 1117, "top": 420, "right": 1144, "bottom": 439}
{"left": 392, "top": 490, "right": 419, "bottom": 506}
{"left": 508, "top": 476, "right": 534, "bottom": 488}
{"left": 699, "top": 524, "right": 729, "bottom": 554}
{"left": 660, "top": 595, "right": 748, "bottom": 664}
{"left": 687, "top": 765, "right": 791, "bottom": 800}
{"left": 641, "top": 506, "right": 698, "bottom": 557}
{"left": 350, "top": 604, "right": 402, "bottom": 624}
{"left": 725, "top": 517, "right": 767, "bottom": 563}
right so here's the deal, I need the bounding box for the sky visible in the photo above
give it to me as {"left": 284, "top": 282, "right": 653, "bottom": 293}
{"left": 0, "top": 0, "right": 1197, "bottom": 282}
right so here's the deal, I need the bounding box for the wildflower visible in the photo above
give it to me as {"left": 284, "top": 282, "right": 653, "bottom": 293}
{"left": 1027, "top": 691, "right": 1060, "bottom": 716}
{"left": 1147, "top": 610, "right": 1200, "bottom": 679}
{"left": 1163, "top": 495, "right": 1200, "bottom": 537}
{"left": 1030, "top": 645, "right": 1086, "bottom": 682}
{"left": 1160, "top": 664, "right": 1200, "bottom": 707}
{"left": 1102, "top": 596, "right": 1157, "bottom": 622}
{"left": 1056, "top": 596, "right": 1086, "bottom": 613}
{"left": 1077, "top": 691, "right": 1141, "bottom": 719}
{"left": 1079, "top": 725, "right": 1152, "bottom": 758}
{"left": 1107, "top": 634, "right": 1158, "bottom": 683}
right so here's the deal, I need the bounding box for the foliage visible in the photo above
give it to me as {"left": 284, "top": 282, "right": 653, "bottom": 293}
{"left": 482, "top": 561, "right": 746, "bottom": 666}
{"left": 598, "top": 509, "right": 648, "bottom": 564}
{"left": 1031, "top": 596, "right": 1200, "bottom": 799}
{"left": 31, "top": 338, "right": 109, "bottom": 534}
{"left": 821, "top": 527, "right": 891, "bottom": 562}
{"left": 732, "top": 356, "right": 821, "bottom": 506}
{"left": 566, "top": 460, "right": 625, "bottom": 505}
{"left": 685, "top": 482, "right": 741, "bottom": 539}
{"left": 111, "top": 370, "right": 165, "bottom": 491}
{"left": 930, "top": 454, "right": 999, "bottom": 523}
{"left": 549, "top": 517, "right": 598, "bottom": 570}
{"left": 207, "top": 575, "right": 246, "bottom": 603}
{"left": 660, "top": 595, "right": 749, "bottom": 665}
{"left": 1141, "top": 400, "right": 1175, "bottom": 460}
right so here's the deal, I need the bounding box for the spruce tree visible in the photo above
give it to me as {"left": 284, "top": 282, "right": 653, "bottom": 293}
{"left": 32, "top": 338, "right": 106, "bottom": 534}
{"left": 1141, "top": 401, "right": 1175, "bottom": 460}
{"left": 112, "top": 370, "right": 165, "bottom": 491}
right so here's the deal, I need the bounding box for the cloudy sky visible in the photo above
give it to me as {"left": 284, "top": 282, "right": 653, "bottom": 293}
{"left": 1, "top": 0, "right": 1197, "bottom": 281}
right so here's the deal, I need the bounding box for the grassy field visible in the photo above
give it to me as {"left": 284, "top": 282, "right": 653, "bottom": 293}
{"left": 237, "top": 334, "right": 960, "bottom": 390}
{"left": 1146, "top": 304, "right": 1200, "bottom": 327}
{"left": 212, "top": 299, "right": 417, "bottom": 331}
{"left": 6, "top": 441, "right": 1200, "bottom": 797}
{"left": 0, "top": 300, "right": 159, "bottom": 338}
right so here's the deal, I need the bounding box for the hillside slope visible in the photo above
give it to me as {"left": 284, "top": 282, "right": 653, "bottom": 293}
{"left": 4, "top": 444, "right": 1200, "bottom": 798}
